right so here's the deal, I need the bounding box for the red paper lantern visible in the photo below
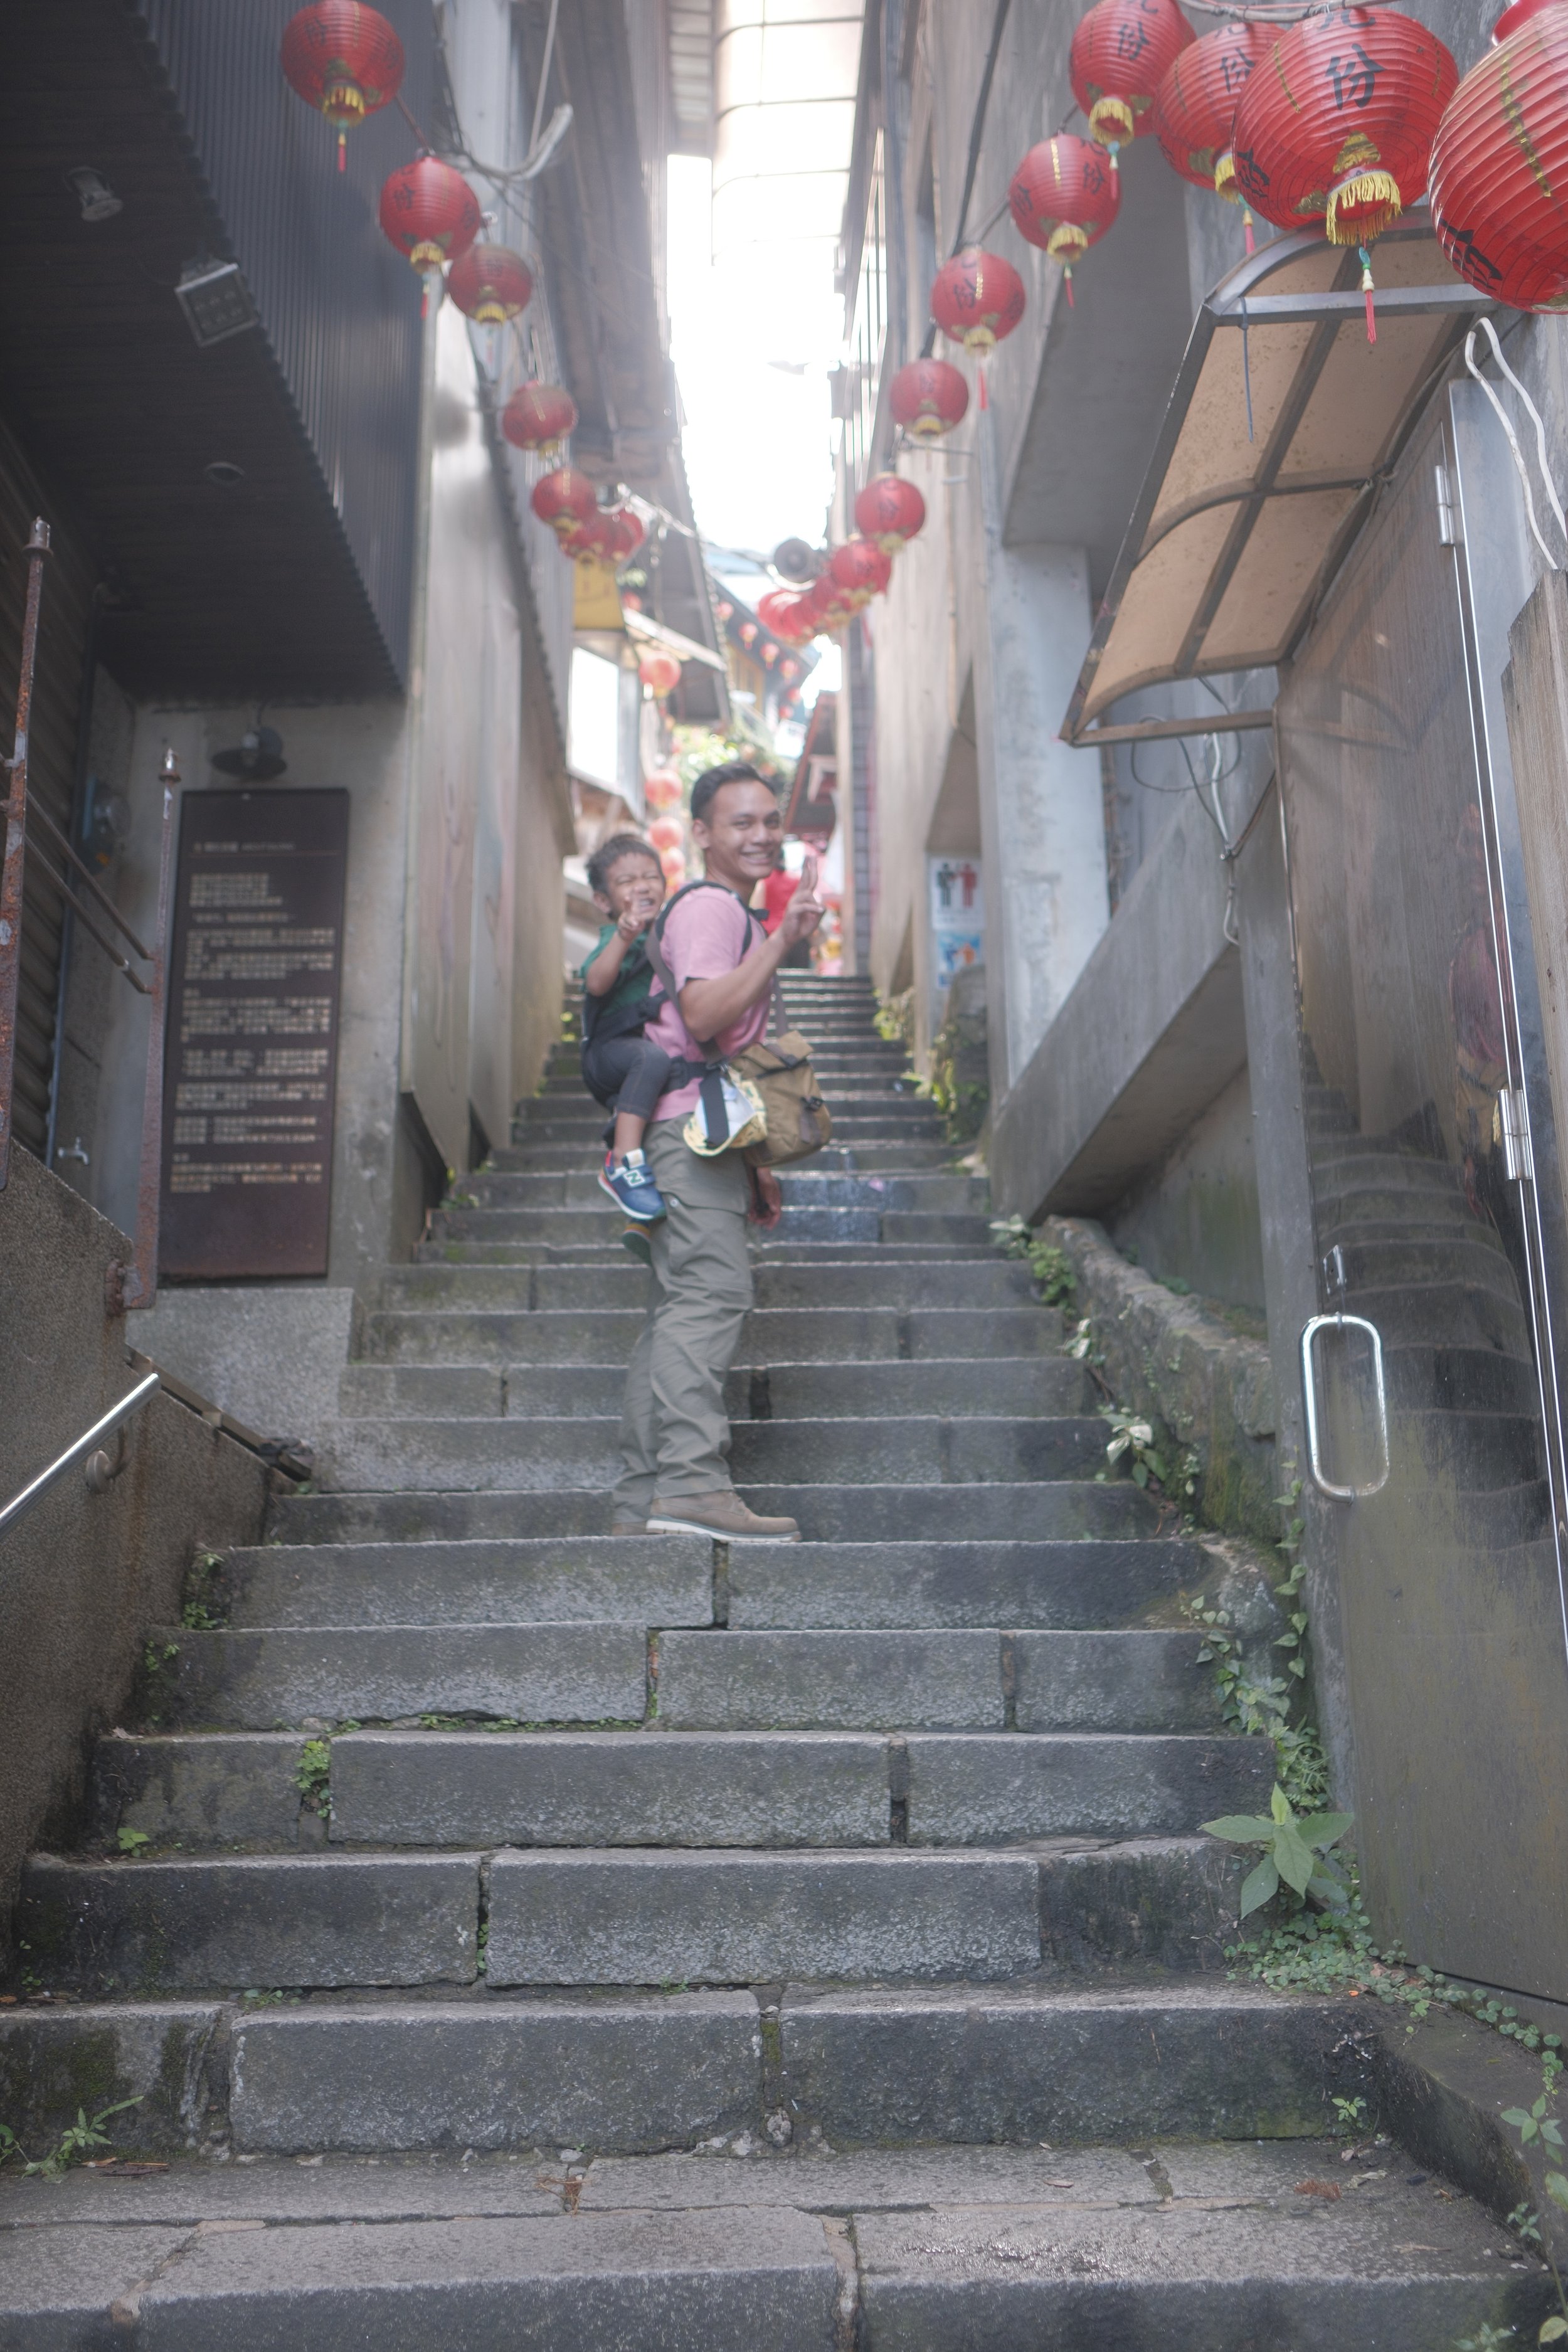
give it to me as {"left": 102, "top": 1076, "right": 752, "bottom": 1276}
{"left": 1231, "top": 9, "right": 1458, "bottom": 248}
{"left": 447, "top": 242, "right": 533, "bottom": 325}
{"left": 1430, "top": 0, "right": 1568, "bottom": 312}
{"left": 829, "top": 539, "right": 893, "bottom": 610}
{"left": 931, "top": 246, "right": 1026, "bottom": 352}
{"left": 531, "top": 467, "right": 597, "bottom": 540}
{"left": 501, "top": 383, "right": 578, "bottom": 455}
{"left": 1153, "top": 19, "right": 1268, "bottom": 203}
{"left": 644, "top": 767, "right": 683, "bottom": 810}
{"left": 1008, "top": 135, "right": 1120, "bottom": 300}
{"left": 606, "top": 508, "right": 647, "bottom": 563}
{"left": 639, "top": 648, "right": 684, "bottom": 697}
{"left": 1071, "top": 0, "right": 1195, "bottom": 159}
{"left": 659, "top": 849, "right": 687, "bottom": 884}
{"left": 281, "top": 1, "right": 404, "bottom": 168}
{"left": 889, "top": 358, "right": 970, "bottom": 440}
{"left": 647, "top": 816, "right": 685, "bottom": 853}
{"left": 854, "top": 474, "right": 926, "bottom": 551}
{"left": 379, "top": 157, "right": 482, "bottom": 272}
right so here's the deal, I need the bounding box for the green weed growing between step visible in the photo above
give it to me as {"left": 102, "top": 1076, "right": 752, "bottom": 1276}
{"left": 1491, "top": 2058, "right": 1568, "bottom": 2342}
{"left": 295, "top": 1739, "right": 331, "bottom": 1816}
{"left": 0, "top": 2096, "right": 142, "bottom": 2182}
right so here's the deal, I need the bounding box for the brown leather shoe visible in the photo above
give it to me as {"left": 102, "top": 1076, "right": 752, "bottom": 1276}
{"left": 646, "top": 1491, "right": 802, "bottom": 1543}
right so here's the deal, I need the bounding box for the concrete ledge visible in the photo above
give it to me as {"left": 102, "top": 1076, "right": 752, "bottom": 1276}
{"left": 1045, "top": 1216, "right": 1278, "bottom": 1542}
{"left": 990, "top": 792, "right": 1244, "bottom": 1221}
{"left": 1376, "top": 2008, "right": 1568, "bottom": 2265}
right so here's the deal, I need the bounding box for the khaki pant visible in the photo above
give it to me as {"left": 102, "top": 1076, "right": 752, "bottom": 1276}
{"left": 613, "top": 1119, "right": 753, "bottom": 1512}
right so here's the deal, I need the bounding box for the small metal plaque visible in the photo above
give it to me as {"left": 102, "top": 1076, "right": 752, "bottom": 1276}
{"left": 159, "top": 788, "right": 349, "bottom": 1279}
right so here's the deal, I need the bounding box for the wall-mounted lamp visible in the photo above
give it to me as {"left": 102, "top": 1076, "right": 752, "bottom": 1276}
{"left": 65, "top": 167, "right": 123, "bottom": 223}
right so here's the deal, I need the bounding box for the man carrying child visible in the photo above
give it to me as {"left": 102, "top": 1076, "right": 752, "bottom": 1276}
{"left": 581, "top": 761, "right": 822, "bottom": 1544}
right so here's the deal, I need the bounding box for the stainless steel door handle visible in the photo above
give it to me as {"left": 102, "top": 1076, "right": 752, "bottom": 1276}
{"left": 1300, "top": 1312, "right": 1391, "bottom": 1502}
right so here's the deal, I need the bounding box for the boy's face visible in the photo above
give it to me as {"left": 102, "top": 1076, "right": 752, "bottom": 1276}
{"left": 594, "top": 853, "right": 664, "bottom": 924}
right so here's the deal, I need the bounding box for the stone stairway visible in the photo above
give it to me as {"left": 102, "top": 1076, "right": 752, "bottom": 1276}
{"left": 0, "top": 973, "right": 1551, "bottom": 2344}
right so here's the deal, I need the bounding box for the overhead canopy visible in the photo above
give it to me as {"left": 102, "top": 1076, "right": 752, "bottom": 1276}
{"left": 1061, "top": 217, "right": 1490, "bottom": 749}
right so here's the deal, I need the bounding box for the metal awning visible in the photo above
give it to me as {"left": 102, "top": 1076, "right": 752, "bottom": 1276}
{"left": 1061, "top": 216, "right": 1491, "bottom": 749}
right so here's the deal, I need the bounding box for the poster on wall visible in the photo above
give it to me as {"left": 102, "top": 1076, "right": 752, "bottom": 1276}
{"left": 159, "top": 788, "right": 349, "bottom": 1279}
{"left": 928, "top": 854, "right": 983, "bottom": 1000}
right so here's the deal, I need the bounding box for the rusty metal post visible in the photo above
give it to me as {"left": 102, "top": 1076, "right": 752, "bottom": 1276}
{"left": 107, "top": 755, "right": 177, "bottom": 1315}
{"left": 0, "top": 518, "right": 51, "bottom": 1190}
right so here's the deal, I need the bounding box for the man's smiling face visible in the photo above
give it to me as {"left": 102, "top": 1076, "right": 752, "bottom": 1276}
{"left": 692, "top": 778, "right": 785, "bottom": 891}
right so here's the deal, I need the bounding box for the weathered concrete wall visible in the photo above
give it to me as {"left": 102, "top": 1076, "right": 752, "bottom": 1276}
{"left": 0, "top": 1150, "right": 268, "bottom": 1950}
{"left": 1046, "top": 1214, "right": 1278, "bottom": 1547}
{"left": 1105, "top": 1067, "right": 1265, "bottom": 1319}
{"left": 990, "top": 787, "right": 1246, "bottom": 1223}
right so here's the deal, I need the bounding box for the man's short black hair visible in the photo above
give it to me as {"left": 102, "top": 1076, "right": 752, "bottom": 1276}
{"left": 689, "top": 760, "right": 774, "bottom": 829}
{"left": 586, "top": 830, "right": 662, "bottom": 898}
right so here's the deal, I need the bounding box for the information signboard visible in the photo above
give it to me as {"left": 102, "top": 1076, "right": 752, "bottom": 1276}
{"left": 159, "top": 788, "right": 349, "bottom": 1279}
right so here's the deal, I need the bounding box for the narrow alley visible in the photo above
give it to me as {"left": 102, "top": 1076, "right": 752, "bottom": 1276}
{"left": 6, "top": 0, "right": 1568, "bottom": 2344}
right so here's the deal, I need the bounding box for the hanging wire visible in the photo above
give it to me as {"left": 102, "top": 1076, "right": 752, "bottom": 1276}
{"left": 1464, "top": 317, "right": 1568, "bottom": 572}
{"left": 1128, "top": 730, "right": 1245, "bottom": 944}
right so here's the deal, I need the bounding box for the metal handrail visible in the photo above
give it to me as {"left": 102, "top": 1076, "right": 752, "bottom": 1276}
{"left": 0, "top": 1369, "right": 159, "bottom": 1542}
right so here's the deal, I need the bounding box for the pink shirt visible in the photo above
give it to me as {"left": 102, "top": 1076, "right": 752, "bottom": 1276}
{"left": 645, "top": 884, "right": 771, "bottom": 1121}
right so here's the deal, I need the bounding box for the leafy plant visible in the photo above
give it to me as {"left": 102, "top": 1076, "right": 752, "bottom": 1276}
{"left": 990, "top": 1217, "right": 1078, "bottom": 1308}
{"left": 1455, "top": 2328, "right": 1517, "bottom": 2349}
{"left": 0, "top": 2097, "right": 144, "bottom": 2181}
{"left": 181, "top": 1549, "right": 226, "bottom": 1632}
{"left": 1202, "top": 1783, "right": 1353, "bottom": 1917}
{"left": 115, "top": 1828, "right": 151, "bottom": 1857}
{"left": 295, "top": 1740, "right": 331, "bottom": 1816}
{"left": 1099, "top": 1406, "right": 1199, "bottom": 1503}
{"left": 1496, "top": 2071, "right": 1568, "bottom": 2338}
{"left": 142, "top": 1641, "right": 178, "bottom": 1677}
{"left": 1332, "top": 2094, "right": 1369, "bottom": 2136}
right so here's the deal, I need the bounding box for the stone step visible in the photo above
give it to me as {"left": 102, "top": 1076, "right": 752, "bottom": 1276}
{"left": 219, "top": 1530, "right": 1192, "bottom": 1631}
{"left": 269, "top": 1479, "right": 1168, "bottom": 1547}
{"left": 312, "top": 1414, "right": 1109, "bottom": 1493}
{"left": 19, "top": 1826, "right": 1257, "bottom": 1993}
{"left": 425, "top": 1206, "right": 994, "bottom": 1249}
{"left": 726, "top": 1534, "right": 1202, "bottom": 1627}
{"left": 337, "top": 1355, "right": 1093, "bottom": 1424}
{"left": 488, "top": 1140, "right": 964, "bottom": 1175}
{"left": 460, "top": 1169, "right": 985, "bottom": 1212}
{"left": 17, "top": 1851, "right": 482, "bottom": 1993}
{"left": 224, "top": 1534, "right": 716, "bottom": 1629}
{"left": 90, "top": 1728, "right": 1263, "bottom": 1853}
{"left": 0, "top": 2198, "right": 845, "bottom": 2350}
{"left": 1321, "top": 1278, "right": 1529, "bottom": 1355}
{"left": 378, "top": 1259, "right": 1037, "bottom": 1312}
{"left": 0, "top": 1982, "right": 1365, "bottom": 2156}
{"left": 359, "top": 1303, "right": 1066, "bottom": 1367}
{"left": 653, "top": 1628, "right": 1222, "bottom": 1731}
{"left": 139, "top": 1621, "right": 649, "bottom": 1731}
{"left": 417, "top": 1238, "right": 1000, "bottom": 1267}
{"left": 512, "top": 1111, "right": 944, "bottom": 1144}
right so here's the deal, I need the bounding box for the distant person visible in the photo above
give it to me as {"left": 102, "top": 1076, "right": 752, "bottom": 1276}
{"left": 611, "top": 761, "right": 822, "bottom": 1544}
{"left": 760, "top": 846, "right": 813, "bottom": 968}
{"left": 579, "top": 834, "right": 671, "bottom": 1224}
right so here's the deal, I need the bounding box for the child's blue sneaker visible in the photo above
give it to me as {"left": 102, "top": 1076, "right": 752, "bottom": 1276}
{"left": 598, "top": 1149, "right": 667, "bottom": 1222}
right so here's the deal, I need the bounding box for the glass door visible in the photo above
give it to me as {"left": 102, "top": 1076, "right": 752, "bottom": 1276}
{"left": 1278, "top": 393, "right": 1568, "bottom": 2001}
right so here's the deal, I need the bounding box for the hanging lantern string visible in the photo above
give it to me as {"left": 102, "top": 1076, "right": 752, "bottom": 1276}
{"left": 1358, "top": 243, "right": 1377, "bottom": 347}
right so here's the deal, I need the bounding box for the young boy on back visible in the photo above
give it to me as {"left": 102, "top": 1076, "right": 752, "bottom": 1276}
{"left": 580, "top": 833, "right": 673, "bottom": 1222}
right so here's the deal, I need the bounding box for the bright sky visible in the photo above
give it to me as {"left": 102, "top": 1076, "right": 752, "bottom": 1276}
{"left": 666, "top": 156, "right": 839, "bottom": 566}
